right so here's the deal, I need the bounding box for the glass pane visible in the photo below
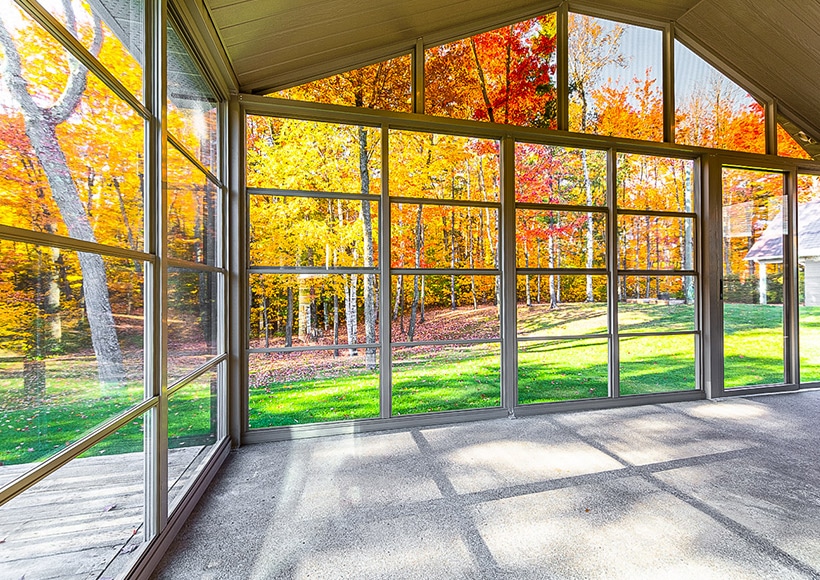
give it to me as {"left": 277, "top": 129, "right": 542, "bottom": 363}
{"left": 0, "top": 416, "right": 146, "bottom": 578}
{"left": 249, "top": 196, "right": 379, "bottom": 268}
{"left": 391, "top": 203, "right": 498, "bottom": 269}
{"left": 516, "top": 143, "right": 606, "bottom": 206}
{"left": 249, "top": 274, "right": 379, "bottom": 349}
{"left": 0, "top": 4, "right": 144, "bottom": 251}
{"left": 167, "top": 23, "right": 218, "bottom": 173}
{"left": 619, "top": 334, "right": 696, "bottom": 394}
{"left": 390, "top": 275, "right": 499, "bottom": 342}
{"left": 778, "top": 124, "right": 812, "bottom": 159}
{"left": 618, "top": 215, "right": 695, "bottom": 271}
{"left": 168, "top": 268, "right": 220, "bottom": 384}
{"left": 798, "top": 174, "right": 820, "bottom": 383}
{"left": 517, "top": 275, "right": 607, "bottom": 337}
{"left": 0, "top": 241, "right": 144, "bottom": 466}
{"left": 675, "top": 41, "right": 765, "bottom": 153}
{"left": 246, "top": 116, "right": 381, "bottom": 194}
{"left": 392, "top": 343, "right": 500, "bottom": 415}
{"left": 618, "top": 276, "right": 696, "bottom": 333}
{"left": 569, "top": 14, "right": 663, "bottom": 141}
{"left": 617, "top": 154, "right": 695, "bottom": 212}
{"left": 168, "top": 146, "right": 218, "bottom": 265}
{"left": 518, "top": 339, "right": 608, "bottom": 403}
{"left": 516, "top": 209, "right": 606, "bottom": 269}
{"left": 168, "top": 366, "right": 219, "bottom": 509}
{"left": 389, "top": 130, "right": 500, "bottom": 202}
{"left": 425, "top": 14, "right": 557, "bottom": 128}
{"left": 723, "top": 168, "right": 784, "bottom": 388}
{"left": 38, "top": 0, "right": 144, "bottom": 101}
{"left": 270, "top": 54, "right": 412, "bottom": 112}
{"left": 248, "top": 350, "right": 379, "bottom": 427}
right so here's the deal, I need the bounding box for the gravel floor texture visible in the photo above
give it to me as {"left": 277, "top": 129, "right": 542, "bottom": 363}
{"left": 153, "top": 391, "right": 820, "bottom": 579}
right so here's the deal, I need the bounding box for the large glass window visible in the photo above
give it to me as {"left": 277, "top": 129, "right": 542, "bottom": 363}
{"left": 0, "top": 2, "right": 145, "bottom": 251}
{"left": 797, "top": 174, "right": 820, "bottom": 384}
{"left": 675, "top": 41, "right": 765, "bottom": 153}
{"left": 617, "top": 153, "right": 698, "bottom": 395}
{"left": 0, "top": 0, "right": 222, "bottom": 577}
{"left": 247, "top": 116, "right": 381, "bottom": 426}
{"left": 425, "top": 14, "right": 557, "bottom": 128}
{"left": 167, "top": 22, "right": 218, "bottom": 173}
{"left": 515, "top": 142, "right": 610, "bottom": 403}
{"left": 722, "top": 168, "right": 784, "bottom": 388}
{"left": 164, "top": 23, "right": 226, "bottom": 517}
{"left": 38, "top": 0, "right": 145, "bottom": 102}
{"left": 0, "top": 417, "right": 147, "bottom": 579}
{"left": 778, "top": 125, "right": 812, "bottom": 160}
{"left": 568, "top": 14, "right": 663, "bottom": 141}
{"left": 270, "top": 55, "right": 412, "bottom": 112}
{"left": 0, "top": 241, "right": 145, "bottom": 465}
{"left": 389, "top": 130, "right": 502, "bottom": 414}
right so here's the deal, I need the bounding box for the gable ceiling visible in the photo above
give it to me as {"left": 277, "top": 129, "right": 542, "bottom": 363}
{"left": 200, "top": 0, "right": 820, "bottom": 141}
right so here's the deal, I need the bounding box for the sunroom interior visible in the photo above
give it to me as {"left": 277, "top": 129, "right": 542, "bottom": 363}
{"left": 3, "top": 0, "right": 820, "bottom": 577}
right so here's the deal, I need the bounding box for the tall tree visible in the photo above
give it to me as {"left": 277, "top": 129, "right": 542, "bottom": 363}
{"left": 0, "top": 7, "right": 125, "bottom": 383}
{"left": 568, "top": 15, "right": 625, "bottom": 301}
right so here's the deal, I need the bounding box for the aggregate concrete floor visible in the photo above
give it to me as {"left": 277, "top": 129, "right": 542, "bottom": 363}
{"left": 153, "top": 391, "right": 820, "bottom": 579}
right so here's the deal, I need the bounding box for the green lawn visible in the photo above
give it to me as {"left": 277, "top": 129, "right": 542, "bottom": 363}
{"left": 0, "top": 356, "right": 215, "bottom": 466}
{"left": 4, "top": 303, "right": 820, "bottom": 463}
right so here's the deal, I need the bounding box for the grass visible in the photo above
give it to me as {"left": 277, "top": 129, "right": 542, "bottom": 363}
{"left": 4, "top": 303, "right": 820, "bottom": 463}
{"left": 0, "top": 354, "right": 216, "bottom": 466}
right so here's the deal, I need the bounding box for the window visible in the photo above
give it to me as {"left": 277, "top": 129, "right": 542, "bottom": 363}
{"left": 164, "top": 20, "right": 225, "bottom": 513}
{"left": 778, "top": 125, "right": 812, "bottom": 159}
{"left": 425, "top": 14, "right": 557, "bottom": 128}
{"left": 568, "top": 14, "right": 663, "bottom": 141}
{"left": 0, "top": 3, "right": 225, "bottom": 577}
{"left": 722, "top": 168, "right": 784, "bottom": 388}
{"left": 797, "top": 174, "right": 820, "bottom": 383}
{"left": 270, "top": 54, "right": 412, "bottom": 112}
{"left": 675, "top": 41, "right": 765, "bottom": 153}
{"left": 617, "top": 153, "right": 698, "bottom": 395}
{"left": 247, "top": 117, "right": 381, "bottom": 426}
{"left": 515, "top": 143, "right": 609, "bottom": 402}
{"left": 390, "top": 130, "right": 502, "bottom": 414}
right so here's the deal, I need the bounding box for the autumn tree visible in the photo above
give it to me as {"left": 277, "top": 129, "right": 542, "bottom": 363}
{"left": 0, "top": 5, "right": 125, "bottom": 383}
{"left": 569, "top": 14, "right": 626, "bottom": 301}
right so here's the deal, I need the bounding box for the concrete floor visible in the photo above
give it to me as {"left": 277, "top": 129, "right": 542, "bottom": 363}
{"left": 153, "top": 391, "right": 820, "bottom": 579}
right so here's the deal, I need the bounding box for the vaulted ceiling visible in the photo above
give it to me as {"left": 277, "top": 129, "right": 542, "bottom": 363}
{"left": 200, "top": 0, "right": 820, "bottom": 141}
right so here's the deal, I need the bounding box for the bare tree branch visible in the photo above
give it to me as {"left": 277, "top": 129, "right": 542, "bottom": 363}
{"left": 0, "top": 14, "right": 42, "bottom": 119}
{"left": 51, "top": 11, "right": 103, "bottom": 124}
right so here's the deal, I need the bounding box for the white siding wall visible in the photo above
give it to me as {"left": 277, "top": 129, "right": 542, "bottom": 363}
{"left": 805, "top": 260, "right": 820, "bottom": 306}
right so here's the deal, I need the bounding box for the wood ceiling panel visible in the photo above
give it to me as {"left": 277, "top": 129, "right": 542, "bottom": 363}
{"left": 677, "top": 0, "right": 820, "bottom": 133}
{"left": 569, "top": 0, "right": 700, "bottom": 21}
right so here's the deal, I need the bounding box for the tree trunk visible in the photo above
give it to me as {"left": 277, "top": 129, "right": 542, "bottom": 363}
{"left": 549, "top": 234, "right": 557, "bottom": 309}
{"left": 478, "top": 161, "right": 500, "bottom": 306}
{"left": 346, "top": 274, "right": 359, "bottom": 356}
{"left": 407, "top": 205, "right": 424, "bottom": 342}
{"left": 358, "top": 126, "right": 377, "bottom": 369}
{"left": 333, "top": 294, "right": 340, "bottom": 357}
{"left": 450, "top": 191, "right": 457, "bottom": 310}
{"left": 536, "top": 240, "right": 542, "bottom": 304}
{"left": 298, "top": 278, "right": 309, "bottom": 342}
{"left": 0, "top": 14, "right": 125, "bottom": 384}
{"left": 285, "top": 286, "right": 294, "bottom": 348}
{"left": 261, "top": 294, "right": 270, "bottom": 348}
{"left": 393, "top": 275, "right": 403, "bottom": 322}
{"left": 581, "top": 148, "right": 595, "bottom": 302}
{"left": 420, "top": 275, "right": 426, "bottom": 323}
{"left": 524, "top": 240, "right": 531, "bottom": 308}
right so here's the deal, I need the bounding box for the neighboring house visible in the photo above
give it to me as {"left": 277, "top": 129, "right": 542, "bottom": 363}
{"left": 745, "top": 200, "right": 820, "bottom": 305}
